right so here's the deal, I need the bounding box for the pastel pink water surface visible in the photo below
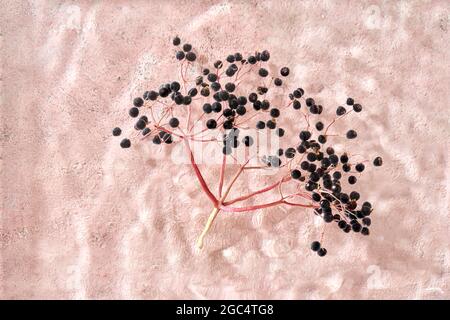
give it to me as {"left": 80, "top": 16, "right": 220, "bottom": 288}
{"left": 1, "top": 0, "right": 449, "bottom": 299}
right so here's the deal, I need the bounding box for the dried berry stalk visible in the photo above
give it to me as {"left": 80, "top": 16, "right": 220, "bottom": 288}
{"left": 113, "top": 36, "right": 383, "bottom": 256}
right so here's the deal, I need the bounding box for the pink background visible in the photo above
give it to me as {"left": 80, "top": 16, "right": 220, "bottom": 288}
{"left": 1, "top": 0, "right": 449, "bottom": 299}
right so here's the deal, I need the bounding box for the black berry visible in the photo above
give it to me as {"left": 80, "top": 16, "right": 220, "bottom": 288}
{"left": 206, "top": 119, "right": 217, "bottom": 129}
{"left": 291, "top": 169, "right": 301, "bottom": 179}
{"left": 317, "top": 248, "right": 327, "bottom": 257}
{"left": 133, "top": 97, "right": 144, "bottom": 107}
{"left": 258, "top": 68, "right": 269, "bottom": 77}
{"left": 176, "top": 51, "right": 185, "bottom": 60}
{"left": 120, "top": 138, "right": 131, "bottom": 148}
{"left": 243, "top": 136, "right": 254, "bottom": 147}
{"left": 112, "top": 127, "right": 121, "bottom": 136}
{"left": 186, "top": 52, "right": 196, "bottom": 62}
{"left": 311, "top": 241, "right": 321, "bottom": 252}
{"left": 280, "top": 67, "right": 290, "bottom": 76}
{"left": 173, "top": 36, "right": 181, "bottom": 46}
{"left": 355, "top": 163, "right": 365, "bottom": 172}
{"left": 129, "top": 107, "right": 139, "bottom": 118}
{"left": 182, "top": 43, "right": 192, "bottom": 52}
{"left": 373, "top": 156, "right": 383, "bottom": 166}
{"left": 315, "top": 121, "right": 324, "bottom": 131}
{"left": 270, "top": 108, "right": 280, "bottom": 118}
{"left": 346, "top": 130, "right": 357, "bottom": 139}
{"left": 169, "top": 118, "right": 179, "bottom": 128}
{"left": 336, "top": 106, "right": 346, "bottom": 116}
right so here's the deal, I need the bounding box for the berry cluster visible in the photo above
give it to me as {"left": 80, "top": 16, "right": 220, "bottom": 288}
{"left": 112, "top": 36, "right": 383, "bottom": 255}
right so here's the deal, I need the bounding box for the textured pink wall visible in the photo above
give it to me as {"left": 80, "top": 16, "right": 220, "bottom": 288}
{"left": 1, "top": 0, "right": 449, "bottom": 299}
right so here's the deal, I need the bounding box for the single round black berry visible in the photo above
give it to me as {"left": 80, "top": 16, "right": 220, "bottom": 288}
{"left": 129, "top": 107, "right": 139, "bottom": 118}
{"left": 315, "top": 121, "right": 324, "bottom": 131}
{"left": 338, "top": 220, "right": 347, "bottom": 229}
{"left": 225, "top": 82, "right": 235, "bottom": 92}
{"left": 311, "top": 241, "right": 321, "bottom": 252}
{"left": 299, "top": 131, "right": 311, "bottom": 141}
{"left": 348, "top": 176, "right": 357, "bottom": 184}
{"left": 112, "top": 127, "right": 121, "bottom": 136}
{"left": 169, "top": 117, "right": 179, "bottom": 128}
{"left": 355, "top": 163, "right": 365, "bottom": 172}
{"left": 266, "top": 120, "right": 276, "bottom": 129}
{"left": 203, "top": 103, "right": 212, "bottom": 114}
{"left": 275, "top": 128, "right": 285, "bottom": 137}
{"left": 207, "top": 73, "right": 218, "bottom": 82}
{"left": 350, "top": 191, "right": 360, "bottom": 200}
{"left": 152, "top": 135, "right": 161, "bottom": 144}
{"left": 352, "top": 223, "right": 362, "bottom": 233}
{"left": 206, "top": 119, "right": 217, "bottom": 129}
{"left": 373, "top": 156, "right": 383, "bottom": 166}
{"left": 242, "top": 136, "right": 253, "bottom": 147}
{"left": 236, "top": 106, "right": 246, "bottom": 115}
{"left": 212, "top": 102, "right": 222, "bottom": 113}
{"left": 291, "top": 169, "right": 301, "bottom": 179}
{"left": 280, "top": 67, "right": 290, "bottom": 77}
{"left": 270, "top": 108, "right": 280, "bottom": 118}
{"left": 186, "top": 52, "right": 196, "bottom": 62}
{"left": 223, "top": 120, "right": 233, "bottom": 130}
{"left": 336, "top": 106, "right": 346, "bottom": 116}
{"left": 135, "top": 119, "right": 146, "bottom": 130}
{"left": 256, "top": 121, "right": 265, "bottom": 129}
{"left": 142, "top": 127, "right": 150, "bottom": 136}
{"left": 305, "top": 98, "right": 315, "bottom": 107}
{"left": 173, "top": 36, "right": 181, "bottom": 46}
{"left": 159, "top": 87, "right": 170, "bottom": 97}
{"left": 183, "top": 96, "right": 192, "bottom": 105}
{"left": 258, "top": 68, "right": 269, "bottom": 77}
{"left": 317, "top": 248, "right": 327, "bottom": 257}
{"left": 307, "top": 152, "right": 317, "bottom": 162}
{"left": 200, "top": 87, "right": 210, "bottom": 97}
{"left": 182, "top": 43, "right": 192, "bottom": 52}
{"left": 361, "top": 227, "right": 370, "bottom": 236}
{"left": 260, "top": 50, "right": 270, "bottom": 61}
{"left": 318, "top": 135, "right": 327, "bottom": 144}
{"left": 176, "top": 51, "right": 185, "bottom": 60}
{"left": 120, "top": 138, "right": 131, "bottom": 148}
{"left": 285, "top": 147, "right": 296, "bottom": 158}
{"left": 185, "top": 89, "right": 196, "bottom": 98}
{"left": 214, "top": 60, "right": 223, "bottom": 69}
{"left": 226, "top": 54, "right": 235, "bottom": 63}
{"left": 346, "top": 130, "right": 357, "bottom": 139}
{"left": 170, "top": 82, "right": 181, "bottom": 92}
{"left": 133, "top": 97, "right": 144, "bottom": 107}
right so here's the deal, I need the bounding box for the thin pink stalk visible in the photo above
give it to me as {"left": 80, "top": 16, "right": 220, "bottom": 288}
{"left": 220, "top": 159, "right": 250, "bottom": 202}
{"left": 220, "top": 199, "right": 317, "bottom": 213}
{"left": 223, "top": 176, "right": 291, "bottom": 206}
{"left": 324, "top": 110, "right": 353, "bottom": 135}
{"left": 184, "top": 139, "right": 218, "bottom": 206}
{"left": 218, "top": 154, "right": 226, "bottom": 197}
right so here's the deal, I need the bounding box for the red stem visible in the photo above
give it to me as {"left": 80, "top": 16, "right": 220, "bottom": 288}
{"left": 184, "top": 139, "right": 218, "bottom": 206}
{"left": 220, "top": 199, "right": 317, "bottom": 213}
{"left": 218, "top": 154, "right": 226, "bottom": 197}
{"left": 223, "top": 176, "right": 291, "bottom": 206}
